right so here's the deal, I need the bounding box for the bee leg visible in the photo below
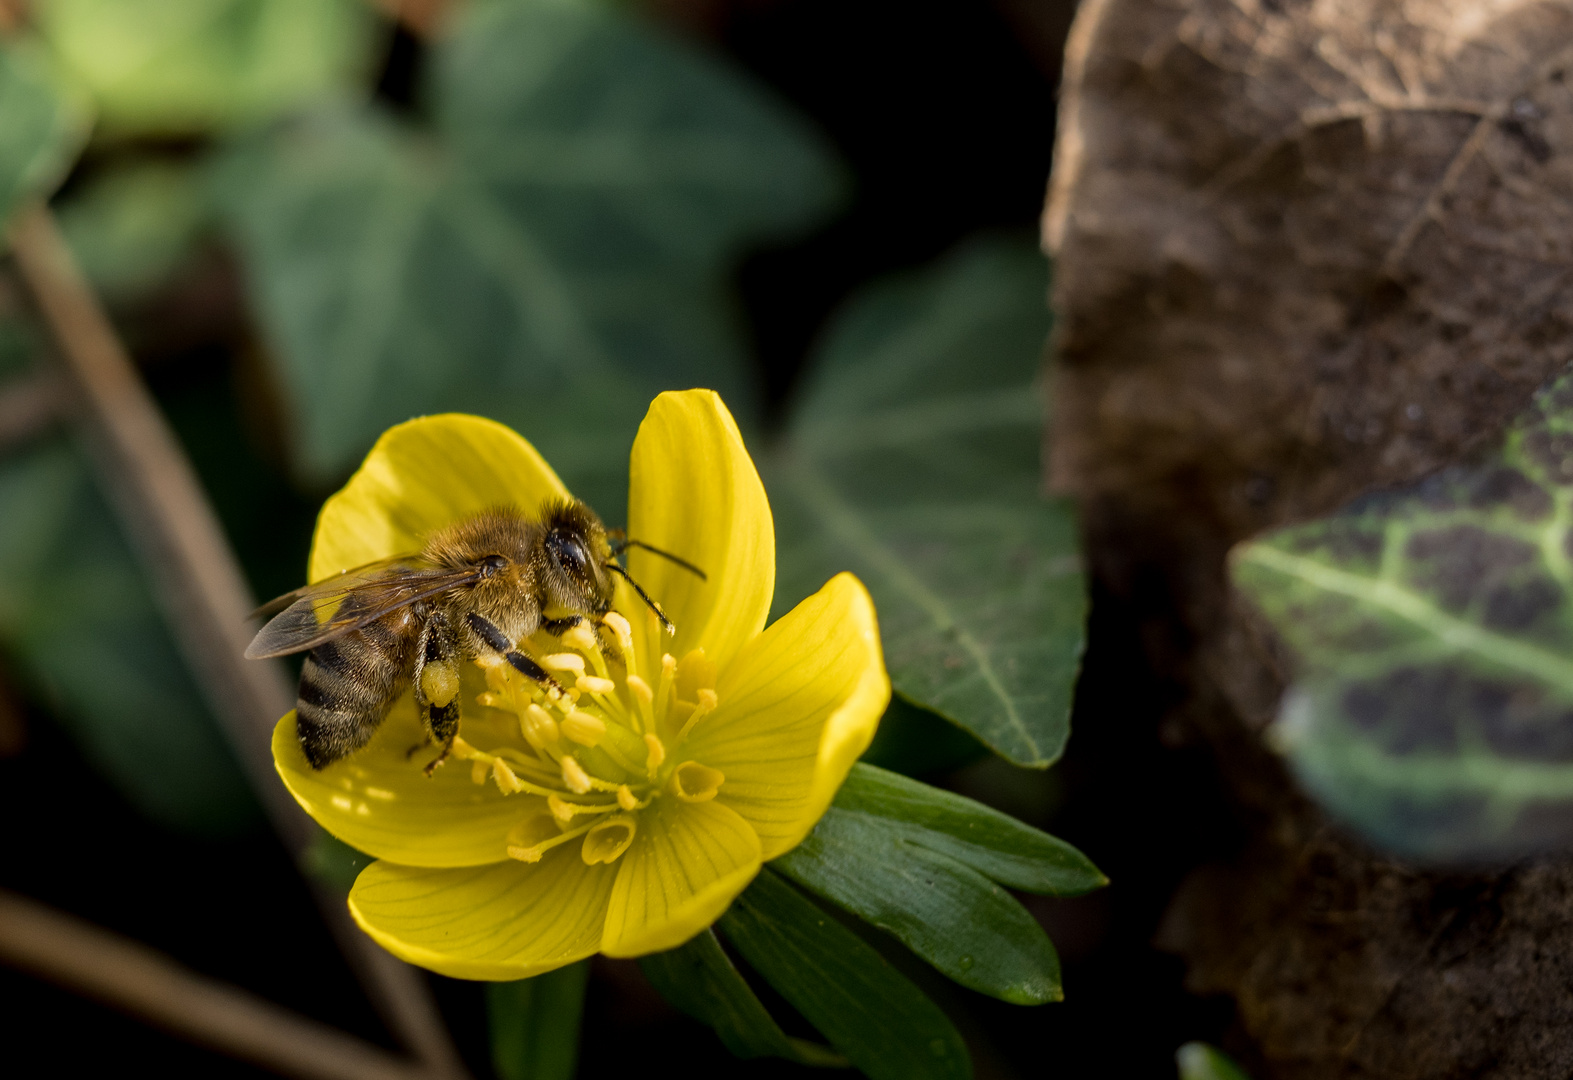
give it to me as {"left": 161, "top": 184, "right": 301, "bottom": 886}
{"left": 539, "top": 616, "right": 583, "bottom": 635}
{"left": 464, "top": 612, "right": 566, "bottom": 697}
{"left": 413, "top": 612, "right": 463, "bottom": 774}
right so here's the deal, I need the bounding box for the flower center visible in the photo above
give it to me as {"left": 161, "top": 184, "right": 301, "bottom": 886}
{"left": 446, "top": 610, "right": 724, "bottom": 867}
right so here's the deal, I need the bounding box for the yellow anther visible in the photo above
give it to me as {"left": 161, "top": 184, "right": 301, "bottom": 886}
{"left": 603, "top": 611, "right": 634, "bottom": 652}
{"left": 477, "top": 692, "right": 503, "bottom": 709}
{"left": 420, "top": 661, "right": 460, "bottom": 707}
{"left": 542, "top": 653, "right": 585, "bottom": 673}
{"left": 679, "top": 688, "right": 719, "bottom": 739}
{"left": 452, "top": 736, "right": 477, "bottom": 756}
{"left": 562, "top": 623, "right": 599, "bottom": 654}
{"left": 581, "top": 815, "right": 637, "bottom": 865}
{"left": 471, "top": 759, "right": 489, "bottom": 785}
{"left": 482, "top": 660, "right": 510, "bottom": 693}
{"left": 521, "top": 703, "right": 560, "bottom": 749}
{"left": 644, "top": 732, "right": 666, "bottom": 774}
{"left": 675, "top": 648, "right": 716, "bottom": 703}
{"left": 547, "top": 794, "right": 577, "bottom": 823}
{"left": 577, "top": 675, "right": 616, "bottom": 695}
{"left": 672, "top": 761, "right": 725, "bottom": 803}
{"left": 562, "top": 755, "right": 593, "bottom": 794}
{"left": 625, "top": 675, "right": 653, "bottom": 707}
{"left": 616, "top": 784, "right": 639, "bottom": 811}
{"left": 506, "top": 813, "right": 558, "bottom": 850}
{"left": 491, "top": 758, "right": 522, "bottom": 794}
{"left": 562, "top": 709, "right": 607, "bottom": 747}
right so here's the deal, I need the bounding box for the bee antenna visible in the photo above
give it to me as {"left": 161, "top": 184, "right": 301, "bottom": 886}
{"left": 609, "top": 539, "right": 708, "bottom": 581}
{"left": 604, "top": 563, "right": 676, "bottom": 635}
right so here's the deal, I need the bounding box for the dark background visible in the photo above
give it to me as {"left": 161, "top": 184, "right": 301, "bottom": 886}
{"left": 0, "top": 2, "right": 1241, "bottom": 1076}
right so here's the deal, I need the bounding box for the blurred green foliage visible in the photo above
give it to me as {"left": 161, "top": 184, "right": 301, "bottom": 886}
{"left": 0, "top": 36, "right": 89, "bottom": 227}
{"left": 57, "top": 159, "right": 210, "bottom": 301}
{"left": 33, "top": 0, "right": 375, "bottom": 134}
{"left": 215, "top": 0, "right": 842, "bottom": 495}
{"left": 0, "top": 438, "right": 256, "bottom": 830}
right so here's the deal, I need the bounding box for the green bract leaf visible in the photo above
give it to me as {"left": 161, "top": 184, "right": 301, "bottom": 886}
{"left": 0, "top": 440, "right": 255, "bottom": 831}
{"left": 773, "top": 806, "right": 1062, "bottom": 1004}
{"left": 1235, "top": 368, "right": 1573, "bottom": 860}
{"left": 0, "top": 38, "right": 90, "bottom": 230}
{"left": 1176, "top": 1042, "right": 1253, "bottom": 1080}
{"left": 835, "top": 763, "right": 1105, "bottom": 896}
{"left": 767, "top": 237, "right": 1085, "bottom": 767}
{"left": 218, "top": 0, "right": 841, "bottom": 488}
{"left": 34, "top": 0, "right": 374, "bottom": 134}
{"left": 719, "top": 868, "right": 970, "bottom": 1080}
{"left": 639, "top": 929, "right": 843, "bottom": 1066}
{"left": 487, "top": 960, "right": 590, "bottom": 1080}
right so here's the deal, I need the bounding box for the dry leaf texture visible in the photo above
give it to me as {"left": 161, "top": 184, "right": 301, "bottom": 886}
{"left": 1047, "top": 0, "right": 1573, "bottom": 541}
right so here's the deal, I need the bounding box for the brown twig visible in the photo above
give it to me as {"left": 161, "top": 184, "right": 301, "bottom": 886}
{"left": 6, "top": 204, "right": 469, "bottom": 1080}
{"left": 0, "top": 888, "right": 430, "bottom": 1080}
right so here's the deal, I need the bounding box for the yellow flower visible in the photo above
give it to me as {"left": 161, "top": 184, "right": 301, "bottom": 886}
{"left": 270, "top": 391, "right": 889, "bottom": 979}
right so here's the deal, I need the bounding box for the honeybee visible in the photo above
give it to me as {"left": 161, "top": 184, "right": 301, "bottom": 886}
{"left": 245, "top": 500, "right": 702, "bottom": 772}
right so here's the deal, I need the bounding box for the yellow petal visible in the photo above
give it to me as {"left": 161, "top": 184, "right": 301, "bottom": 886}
{"left": 272, "top": 696, "right": 531, "bottom": 867}
{"left": 309, "top": 414, "right": 569, "bottom": 582}
{"left": 624, "top": 390, "right": 773, "bottom": 680}
{"left": 348, "top": 845, "right": 615, "bottom": 980}
{"left": 600, "top": 798, "right": 761, "bottom": 957}
{"left": 686, "top": 573, "right": 889, "bottom": 860}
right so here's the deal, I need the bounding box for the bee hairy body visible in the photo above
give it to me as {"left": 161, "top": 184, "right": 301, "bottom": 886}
{"left": 249, "top": 501, "right": 622, "bottom": 773}
{"left": 295, "top": 610, "right": 418, "bottom": 770}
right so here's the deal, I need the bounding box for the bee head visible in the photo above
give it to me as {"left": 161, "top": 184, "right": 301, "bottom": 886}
{"left": 540, "top": 500, "right": 614, "bottom": 615}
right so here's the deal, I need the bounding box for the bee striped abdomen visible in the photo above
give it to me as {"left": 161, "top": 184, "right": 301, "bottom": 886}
{"left": 295, "top": 615, "right": 415, "bottom": 770}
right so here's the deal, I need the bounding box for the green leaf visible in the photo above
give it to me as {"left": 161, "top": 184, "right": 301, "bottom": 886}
{"left": 487, "top": 960, "right": 590, "bottom": 1080}
{"left": 835, "top": 763, "right": 1105, "bottom": 896}
{"left": 766, "top": 237, "right": 1085, "bottom": 767}
{"left": 1234, "top": 367, "right": 1573, "bottom": 860}
{"left": 0, "top": 37, "right": 90, "bottom": 229}
{"left": 639, "top": 928, "right": 844, "bottom": 1066}
{"left": 0, "top": 439, "right": 256, "bottom": 832}
{"left": 1176, "top": 1043, "right": 1253, "bottom": 1080}
{"left": 300, "top": 829, "right": 372, "bottom": 895}
{"left": 719, "top": 868, "right": 971, "bottom": 1080}
{"left": 34, "top": 0, "right": 375, "bottom": 134}
{"left": 217, "top": 0, "right": 842, "bottom": 488}
{"left": 860, "top": 693, "right": 988, "bottom": 779}
{"left": 57, "top": 159, "right": 210, "bottom": 301}
{"left": 773, "top": 806, "right": 1062, "bottom": 1004}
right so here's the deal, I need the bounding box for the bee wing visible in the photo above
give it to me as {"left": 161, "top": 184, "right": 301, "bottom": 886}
{"left": 245, "top": 559, "right": 480, "bottom": 659}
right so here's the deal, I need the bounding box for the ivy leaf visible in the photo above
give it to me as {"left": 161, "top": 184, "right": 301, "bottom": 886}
{"left": 834, "top": 763, "right": 1106, "bottom": 896}
{"left": 1234, "top": 368, "right": 1573, "bottom": 861}
{"left": 766, "top": 237, "right": 1085, "bottom": 767}
{"left": 773, "top": 806, "right": 1063, "bottom": 1004}
{"left": 487, "top": 961, "right": 590, "bottom": 1080}
{"left": 0, "top": 37, "right": 90, "bottom": 229}
{"left": 639, "top": 929, "right": 843, "bottom": 1066}
{"left": 33, "top": 0, "right": 374, "bottom": 134}
{"left": 0, "top": 440, "right": 256, "bottom": 832}
{"left": 218, "top": 0, "right": 841, "bottom": 488}
{"left": 718, "top": 868, "right": 971, "bottom": 1080}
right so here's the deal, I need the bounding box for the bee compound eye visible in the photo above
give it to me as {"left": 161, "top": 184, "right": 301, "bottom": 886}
{"left": 548, "top": 531, "right": 587, "bottom": 575}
